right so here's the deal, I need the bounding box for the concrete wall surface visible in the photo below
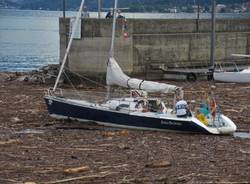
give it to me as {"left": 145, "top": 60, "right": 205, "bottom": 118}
{"left": 60, "top": 18, "right": 250, "bottom": 77}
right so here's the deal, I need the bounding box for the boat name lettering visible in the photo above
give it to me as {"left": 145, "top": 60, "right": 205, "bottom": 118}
{"left": 161, "top": 120, "right": 182, "bottom": 126}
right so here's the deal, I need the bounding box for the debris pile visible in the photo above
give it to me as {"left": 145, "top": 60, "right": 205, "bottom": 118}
{"left": 0, "top": 79, "right": 250, "bottom": 183}
{"left": 20, "top": 64, "right": 59, "bottom": 84}
{"left": 0, "top": 64, "right": 59, "bottom": 84}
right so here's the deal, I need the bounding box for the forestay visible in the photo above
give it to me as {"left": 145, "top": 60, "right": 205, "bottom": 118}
{"left": 106, "top": 57, "right": 178, "bottom": 93}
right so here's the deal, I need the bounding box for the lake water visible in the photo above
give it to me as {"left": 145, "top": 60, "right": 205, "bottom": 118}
{"left": 0, "top": 9, "right": 250, "bottom": 71}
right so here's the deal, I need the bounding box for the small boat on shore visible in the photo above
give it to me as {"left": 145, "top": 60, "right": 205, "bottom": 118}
{"left": 214, "top": 55, "right": 250, "bottom": 83}
{"left": 214, "top": 67, "right": 250, "bottom": 83}
{"left": 44, "top": 0, "right": 237, "bottom": 135}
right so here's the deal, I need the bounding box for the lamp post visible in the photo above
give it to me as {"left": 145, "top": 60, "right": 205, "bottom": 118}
{"left": 196, "top": 0, "right": 200, "bottom": 31}
{"left": 210, "top": 0, "right": 216, "bottom": 72}
{"left": 63, "top": 0, "right": 66, "bottom": 18}
{"left": 98, "top": 0, "right": 101, "bottom": 19}
{"left": 197, "top": 0, "right": 200, "bottom": 20}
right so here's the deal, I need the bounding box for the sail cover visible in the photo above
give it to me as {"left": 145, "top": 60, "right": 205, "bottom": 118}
{"left": 106, "top": 57, "right": 178, "bottom": 93}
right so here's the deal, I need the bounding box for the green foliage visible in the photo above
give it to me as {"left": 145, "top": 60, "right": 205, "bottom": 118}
{"left": 3, "top": 0, "right": 249, "bottom": 12}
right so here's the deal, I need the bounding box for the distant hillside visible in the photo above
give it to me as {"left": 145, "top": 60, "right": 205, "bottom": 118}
{"left": 1, "top": 0, "right": 249, "bottom": 12}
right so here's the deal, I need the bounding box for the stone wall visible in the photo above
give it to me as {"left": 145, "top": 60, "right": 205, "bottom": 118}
{"left": 59, "top": 18, "right": 250, "bottom": 77}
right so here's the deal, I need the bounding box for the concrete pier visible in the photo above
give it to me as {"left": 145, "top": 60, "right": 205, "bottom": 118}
{"left": 60, "top": 18, "right": 250, "bottom": 78}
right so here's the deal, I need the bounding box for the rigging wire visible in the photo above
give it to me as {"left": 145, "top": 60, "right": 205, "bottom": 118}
{"left": 62, "top": 70, "right": 112, "bottom": 102}
{"left": 64, "top": 67, "right": 106, "bottom": 88}
{"left": 61, "top": 67, "right": 132, "bottom": 100}
{"left": 63, "top": 70, "right": 83, "bottom": 99}
{"left": 53, "top": 0, "right": 85, "bottom": 92}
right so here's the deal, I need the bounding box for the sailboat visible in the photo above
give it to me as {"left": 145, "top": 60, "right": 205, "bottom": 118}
{"left": 213, "top": 54, "right": 250, "bottom": 83}
{"left": 44, "top": 0, "right": 237, "bottom": 134}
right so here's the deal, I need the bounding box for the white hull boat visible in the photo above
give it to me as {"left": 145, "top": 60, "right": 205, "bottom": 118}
{"left": 214, "top": 67, "right": 250, "bottom": 83}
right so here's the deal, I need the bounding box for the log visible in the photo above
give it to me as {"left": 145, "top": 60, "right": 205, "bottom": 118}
{"left": 43, "top": 171, "right": 117, "bottom": 184}
{"left": 102, "top": 130, "right": 129, "bottom": 137}
{"left": 99, "top": 164, "right": 128, "bottom": 169}
{"left": 145, "top": 160, "right": 171, "bottom": 168}
{"left": 239, "top": 149, "right": 250, "bottom": 154}
{"left": 0, "top": 178, "right": 19, "bottom": 183}
{"left": 223, "top": 109, "right": 240, "bottom": 113}
{"left": 0, "top": 139, "right": 21, "bottom": 146}
{"left": 159, "top": 136, "right": 172, "bottom": 141}
{"left": 64, "top": 166, "right": 90, "bottom": 174}
{"left": 177, "top": 173, "right": 196, "bottom": 180}
{"left": 55, "top": 147, "right": 103, "bottom": 151}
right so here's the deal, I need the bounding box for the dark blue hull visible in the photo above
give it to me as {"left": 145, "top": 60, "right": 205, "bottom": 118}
{"left": 44, "top": 96, "right": 209, "bottom": 134}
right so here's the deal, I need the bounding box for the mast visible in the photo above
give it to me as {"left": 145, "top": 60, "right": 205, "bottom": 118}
{"left": 106, "top": 0, "right": 118, "bottom": 99}
{"left": 62, "top": 0, "right": 68, "bottom": 68}
{"left": 210, "top": 0, "right": 216, "bottom": 72}
{"left": 53, "top": 0, "right": 85, "bottom": 92}
{"left": 109, "top": 0, "right": 118, "bottom": 58}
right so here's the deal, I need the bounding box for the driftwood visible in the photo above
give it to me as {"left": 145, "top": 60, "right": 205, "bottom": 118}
{"left": 55, "top": 126, "right": 101, "bottom": 131}
{"left": 219, "top": 105, "right": 245, "bottom": 112}
{"left": 1, "top": 80, "right": 250, "bottom": 182}
{"left": 99, "top": 164, "right": 128, "bottom": 170}
{"left": 0, "top": 178, "right": 20, "bottom": 183}
{"left": 18, "top": 146, "right": 104, "bottom": 152}
{"left": 206, "top": 182, "right": 250, "bottom": 184}
{"left": 119, "top": 176, "right": 135, "bottom": 184}
{"left": 159, "top": 136, "right": 172, "bottom": 141}
{"left": 177, "top": 173, "right": 197, "bottom": 181}
{"left": 119, "top": 176, "right": 150, "bottom": 184}
{"left": 223, "top": 109, "right": 244, "bottom": 113}
{"left": 55, "top": 147, "right": 104, "bottom": 151}
{"left": 10, "top": 117, "right": 23, "bottom": 123}
{"left": 102, "top": 130, "right": 129, "bottom": 137}
{"left": 0, "top": 139, "right": 21, "bottom": 146}
{"left": 32, "top": 168, "right": 59, "bottom": 174}
{"left": 63, "top": 166, "right": 90, "bottom": 174}
{"left": 42, "top": 171, "right": 117, "bottom": 184}
{"left": 145, "top": 160, "right": 171, "bottom": 168}
{"left": 19, "top": 146, "right": 40, "bottom": 149}
{"left": 239, "top": 149, "right": 250, "bottom": 154}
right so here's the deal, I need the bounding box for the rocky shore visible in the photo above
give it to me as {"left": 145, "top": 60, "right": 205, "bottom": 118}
{"left": 0, "top": 71, "right": 250, "bottom": 184}
{"left": 0, "top": 65, "right": 59, "bottom": 84}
